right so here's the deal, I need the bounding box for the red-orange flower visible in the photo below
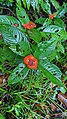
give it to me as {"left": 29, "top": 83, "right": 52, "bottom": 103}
{"left": 49, "top": 14, "right": 55, "bottom": 19}
{"left": 23, "top": 22, "right": 36, "bottom": 30}
{"left": 24, "top": 55, "right": 38, "bottom": 69}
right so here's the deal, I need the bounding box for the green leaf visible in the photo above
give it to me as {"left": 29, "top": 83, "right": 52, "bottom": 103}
{"left": 43, "top": 25, "right": 62, "bottom": 33}
{"left": 0, "top": 46, "right": 15, "bottom": 64}
{"left": 21, "top": 0, "right": 40, "bottom": 11}
{"left": 43, "top": 18, "right": 52, "bottom": 27}
{"left": 38, "top": 63, "right": 64, "bottom": 87}
{"left": 41, "top": 0, "right": 51, "bottom": 14}
{"left": 0, "top": 24, "right": 24, "bottom": 45}
{"left": 57, "top": 4, "right": 67, "bottom": 18}
{"left": 35, "top": 0, "right": 39, "bottom": 11}
{"left": 21, "top": 0, "right": 26, "bottom": 8}
{"left": 35, "top": 17, "right": 46, "bottom": 25}
{"left": 34, "top": 39, "right": 57, "bottom": 59}
{"left": 15, "top": 108, "right": 20, "bottom": 116}
{"left": 49, "top": 50, "right": 57, "bottom": 61}
{"left": 9, "top": 38, "right": 31, "bottom": 56}
{"left": 26, "top": 0, "right": 31, "bottom": 10}
{"left": 60, "top": 87, "right": 66, "bottom": 94}
{"left": 8, "top": 63, "right": 29, "bottom": 84}
{"left": 57, "top": 30, "right": 67, "bottom": 41}
{"left": 57, "top": 42, "right": 64, "bottom": 53}
{"left": 0, "top": 15, "right": 20, "bottom": 26}
{"left": 50, "top": 0, "right": 60, "bottom": 10}
{"left": 64, "top": 76, "right": 67, "bottom": 81}
{"left": 31, "top": 0, "right": 39, "bottom": 11}
{"left": 43, "top": 41, "right": 57, "bottom": 58}
{"left": 39, "top": 58, "right": 62, "bottom": 79}
{"left": 31, "top": 0, "right": 36, "bottom": 10}
{"left": 16, "top": 6, "right": 30, "bottom": 24}
{"left": 16, "top": 0, "right": 22, "bottom": 7}
{"left": 28, "top": 29, "right": 42, "bottom": 43}
{"left": 54, "top": 18, "right": 65, "bottom": 29}
{"left": 0, "top": 114, "right": 5, "bottom": 119}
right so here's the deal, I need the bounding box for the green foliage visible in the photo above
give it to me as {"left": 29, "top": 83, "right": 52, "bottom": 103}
{"left": 0, "top": 13, "right": 64, "bottom": 86}
{"left": 38, "top": 63, "right": 63, "bottom": 87}
{"left": 9, "top": 38, "right": 31, "bottom": 56}
{"left": 57, "top": 3, "right": 67, "bottom": 17}
{"left": 41, "top": 0, "right": 51, "bottom": 14}
{"left": 0, "top": 0, "right": 66, "bottom": 87}
{"left": 0, "top": 114, "right": 5, "bottom": 119}
{"left": 8, "top": 63, "right": 29, "bottom": 84}
{"left": 0, "top": 1, "right": 67, "bottom": 118}
{"left": 0, "top": 15, "right": 23, "bottom": 45}
{"left": 28, "top": 29, "right": 42, "bottom": 43}
{"left": 16, "top": 6, "right": 30, "bottom": 24}
{"left": 0, "top": 24, "right": 23, "bottom": 45}
{"left": 43, "top": 25, "right": 62, "bottom": 33}
{"left": 21, "top": 0, "right": 40, "bottom": 11}
{"left": 0, "top": 15, "right": 20, "bottom": 25}
{"left": 50, "top": 0, "right": 60, "bottom": 10}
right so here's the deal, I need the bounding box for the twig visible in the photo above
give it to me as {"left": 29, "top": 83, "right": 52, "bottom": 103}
{"left": 0, "top": 6, "right": 16, "bottom": 17}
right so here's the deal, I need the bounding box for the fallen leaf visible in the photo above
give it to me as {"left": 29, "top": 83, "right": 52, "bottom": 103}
{"left": 0, "top": 76, "right": 4, "bottom": 85}
{"left": 58, "top": 93, "right": 67, "bottom": 107}
{"left": 50, "top": 103, "right": 57, "bottom": 112}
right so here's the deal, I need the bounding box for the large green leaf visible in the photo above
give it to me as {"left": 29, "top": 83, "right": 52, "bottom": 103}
{"left": 0, "top": 24, "right": 24, "bottom": 45}
{"left": 28, "top": 29, "right": 42, "bottom": 43}
{"left": 41, "top": 0, "right": 51, "bottom": 14}
{"left": 57, "top": 30, "right": 67, "bottom": 41}
{"left": 43, "top": 25, "right": 62, "bottom": 33}
{"left": 16, "top": 6, "right": 30, "bottom": 24}
{"left": 8, "top": 63, "right": 29, "bottom": 84}
{"left": 54, "top": 18, "right": 65, "bottom": 29}
{"left": 39, "top": 58, "right": 62, "bottom": 79}
{"left": 38, "top": 63, "right": 64, "bottom": 87}
{"left": 34, "top": 38, "right": 57, "bottom": 59}
{"left": 9, "top": 38, "right": 31, "bottom": 56}
{"left": 50, "top": 0, "right": 60, "bottom": 10}
{"left": 39, "top": 41, "right": 57, "bottom": 58}
{"left": 0, "top": 15, "right": 20, "bottom": 26}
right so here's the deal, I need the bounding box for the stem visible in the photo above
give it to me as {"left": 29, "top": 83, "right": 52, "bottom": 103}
{"left": 0, "top": 6, "right": 16, "bottom": 17}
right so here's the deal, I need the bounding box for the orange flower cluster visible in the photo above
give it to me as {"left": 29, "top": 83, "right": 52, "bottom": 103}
{"left": 23, "top": 22, "right": 36, "bottom": 30}
{"left": 49, "top": 14, "right": 55, "bottom": 19}
{"left": 24, "top": 55, "right": 38, "bottom": 69}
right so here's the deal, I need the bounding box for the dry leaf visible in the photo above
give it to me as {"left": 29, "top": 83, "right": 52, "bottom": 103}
{"left": 58, "top": 93, "right": 67, "bottom": 107}
{"left": 50, "top": 103, "right": 57, "bottom": 112}
{"left": 0, "top": 75, "right": 4, "bottom": 85}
